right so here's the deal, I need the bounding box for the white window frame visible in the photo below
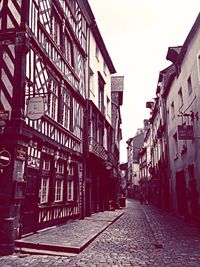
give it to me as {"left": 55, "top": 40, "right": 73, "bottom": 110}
{"left": 55, "top": 179, "right": 64, "bottom": 202}
{"left": 43, "top": 158, "right": 51, "bottom": 171}
{"left": 48, "top": 80, "right": 58, "bottom": 121}
{"left": 67, "top": 180, "right": 74, "bottom": 201}
{"left": 104, "top": 127, "right": 108, "bottom": 150}
{"left": 52, "top": 10, "right": 61, "bottom": 47}
{"left": 61, "top": 89, "right": 71, "bottom": 130}
{"left": 40, "top": 177, "right": 49, "bottom": 204}
{"left": 68, "top": 164, "right": 74, "bottom": 176}
{"left": 64, "top": 33, "right": 74, "bottom": 67}
{"left": 56, "top": 161, "right": 65, "bottom": 174}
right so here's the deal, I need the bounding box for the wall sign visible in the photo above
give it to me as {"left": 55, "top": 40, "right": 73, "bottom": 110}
{"left": 27, "top": 96, "right": 45, "bottom": 120}
{"left": 178, "top": 125, "right": 194, "bottom": 140}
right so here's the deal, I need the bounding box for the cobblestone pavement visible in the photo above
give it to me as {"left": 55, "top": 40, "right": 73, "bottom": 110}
{"left": 15, "top": 209, "right": 123, "bottom": 253}
{"left": 1, "top": 199, "right": 200, "bottom": 266}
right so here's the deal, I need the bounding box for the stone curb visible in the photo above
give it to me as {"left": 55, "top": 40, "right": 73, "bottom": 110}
{"left": 15, "top": 211, "right": 124, "bottom": 255}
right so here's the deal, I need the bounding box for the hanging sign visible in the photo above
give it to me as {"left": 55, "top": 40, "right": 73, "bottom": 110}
{"left": 26, "top": 96, "right": 45, "bottom": 120}
{"left": 178, "top": 125, "right": 194, "bottom": 140}
{"left": 15, "top": 145, "right": 27, "bottom": 161}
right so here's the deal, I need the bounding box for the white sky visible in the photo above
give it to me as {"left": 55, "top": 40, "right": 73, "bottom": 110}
{"left": 88, "top": 0, "right": 199, "bottom": 163}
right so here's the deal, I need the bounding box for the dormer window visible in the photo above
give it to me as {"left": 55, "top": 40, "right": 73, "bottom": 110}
{"left": 187, "top": 76, "right": 192, "bottom": 95}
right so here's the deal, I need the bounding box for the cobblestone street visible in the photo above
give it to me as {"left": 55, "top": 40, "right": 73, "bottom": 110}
{"left": 1, "top": 199, "right": 200, "bottom": 266}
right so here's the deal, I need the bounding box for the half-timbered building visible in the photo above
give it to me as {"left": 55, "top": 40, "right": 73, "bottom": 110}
{"left": 0, "top": 0, "right": 90, "bottom": 255}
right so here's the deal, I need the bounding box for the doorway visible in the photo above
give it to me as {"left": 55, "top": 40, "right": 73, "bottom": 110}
{"left": 20, "top": 169, "right": 39, "bottom": 235}
{"left": 176, "top": 170, "right": 187, "bottom": 215}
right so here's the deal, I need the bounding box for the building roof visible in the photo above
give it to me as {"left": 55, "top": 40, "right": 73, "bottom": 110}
{"left": 166, "top": 46, "right": 182, "bottom": 64}
{"left": 166, "top": 12, "right": 200, "bottom": 67}
{"left": 176, "top": 12, "right": 200, "bottom": 66}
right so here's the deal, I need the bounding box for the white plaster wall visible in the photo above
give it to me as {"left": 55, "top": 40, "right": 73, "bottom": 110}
{"left": 166, "top": 25, "right": 200, "bottom": 211}
{"left": 133, "top": 163, "right": 140, "bottom": 186}
{"left": 89, "top": 32, "right": 112, "bottom": 124}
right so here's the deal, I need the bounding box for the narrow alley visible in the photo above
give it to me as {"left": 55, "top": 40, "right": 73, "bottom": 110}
{"left": 1, "top": 199, "right": 200, "bottom": 266}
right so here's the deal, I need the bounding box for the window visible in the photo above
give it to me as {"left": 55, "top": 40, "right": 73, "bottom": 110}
{"left": 103, "top": 61, "right": 107, "bottom": 76}
{"left": 91, "top": 114, "right": 97, "bottom": 139}
{"left": 29, "top": 0, "right": 38, "bottom": 36}
{"left": 178, "top": 88, "right": 183, "bottom": 108}
{"left": 51, "top": 9, "right": 61, "bottom": 47}
{"left": 98, "top": 73, "right": 105, "bottom": 114}
{"left": 68, "top": 164, "right": 74, "bottom": 176}
{"left": 171, "top": 101, "right": 175, "bottom": 120}
{"left": 98, "top": 122, "right": 103, "bottom": 145}
{"left": 104, "top": 127, "right": 108, "bottom": 150}
{"left": 106, "top": 97, "right": 110, "bottom": 117}
{"left": 40, "top": 177, "right": 49, "bottom": 203}
{"left": 56, "top": 162, "right": 65, "bottom": 174}
{"left": 64, "top": 34, "right": 74, "bottom": 67}
{"left": 187, "top": 76, "right": 192, "bottom": 95}
{"left": 61, "top": 89, "right": 71, "bottom": 130}
{"left": 89, "top": 68, "right": 95, "bottom": 96}
{"left": 173, "top": 133, "right": 178, "bottom": 160}
{"left": 81, "top": 16, "right": 87, "bottom": 51}
{"left": 43, "top": 158, "right": 51, "bottom": 171}
{"left": 72, "top": 100, "right": 83, "bottom": 139}
{"left": 55, "top": 179, "right": 64, "bottom": 202}
{"left": 48, "top": 80, "right": 58, "bottom": 121}
{"left": 67, "top": 180, "right": 74, "bottom": 201}
{"left": 96, "top": 45, "right": 100, "bottom": 61}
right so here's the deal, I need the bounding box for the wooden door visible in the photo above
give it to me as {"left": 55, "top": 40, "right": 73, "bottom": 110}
{"left": 176, "top": 170, "right": 187, "bottom": 215}
{"left": 21, "top": 169, "right": 39, "bottom": 235}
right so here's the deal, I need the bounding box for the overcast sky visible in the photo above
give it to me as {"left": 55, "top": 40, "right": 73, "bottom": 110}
{"left": 88, "top": 0, "right": 199, "bottom": 163}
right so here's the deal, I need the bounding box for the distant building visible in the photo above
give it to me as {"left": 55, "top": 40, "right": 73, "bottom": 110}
{"left": 126, "top": 120, "right": 148, "bottom": 198}
{"left": 143, "top": 13, "right": 200, "bottom": 221}
{"left": 111, "top": 76, "right": 124, "bottom": 206}
{"left": 119, "top": 162, "right": 128, "bottom": 196}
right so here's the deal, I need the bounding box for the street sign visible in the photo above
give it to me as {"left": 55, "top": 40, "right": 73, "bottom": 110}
{"left": 0, "top": 150, "right": 11, "bottom": 167}
{"left": 178, "top": 125, "right": 194, "bottom": 140}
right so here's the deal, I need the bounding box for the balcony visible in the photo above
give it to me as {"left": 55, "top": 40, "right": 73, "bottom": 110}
{"left": 89, "top": 137, "right": 107, "bottom": 161}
